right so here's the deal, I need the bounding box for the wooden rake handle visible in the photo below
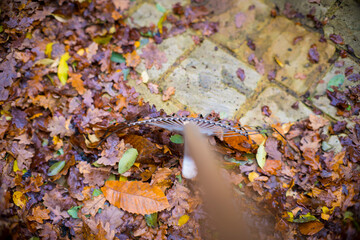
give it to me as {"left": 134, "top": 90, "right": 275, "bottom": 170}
{"left": 184, "top": 123, "right": 252, "bottom": 240}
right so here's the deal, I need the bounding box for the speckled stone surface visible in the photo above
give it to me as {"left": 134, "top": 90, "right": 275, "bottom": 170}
{"left": 162, "top": 39, "right": 262, "bottom": 118}
{"left": 240, "top": 86, "right": 313, "bottom": 126}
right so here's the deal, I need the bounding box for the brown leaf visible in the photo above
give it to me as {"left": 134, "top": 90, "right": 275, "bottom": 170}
{"left": 265, "top": 138, "right": 282, "bottom": 160}
{"left": 125, "top": 51, "right": 141, "bottom": 68}
{"left": 27, "top": 205, "right": 51, "bottom": 223}
{"left": 68, "top": 72, "right": 86, "bottom": 95}
{"left": 97, "top": 137, "right": 127, "bottom": 166}
{"left": 309, "top": 114, "right": 329, "bottom": 130}
{"left": 140, "top": 43, "right": 167, "bottom": 70}
{"left": 101, "top": 180, "right": 170, "bottom": 215}
{"left": 298, "top": 221, "right": 324, "bottom": 235}
{"left": 148, "top": 82, "right": 159, "bottom": 94}
{"left": 11, "top": 142, "right": 34, "bottom": 170}
{"left": 77, "top": 161, "right": 111, "bottom": 186}
{"left": 263, "top": 159, "right": 282, "bottom": 175}
{"left": 123, "top": 134, "right": 161, "bottom": 163}
{"left": 81, "top": 195, "right": 106, "bottom": 216}
{"left": 162, "top": 86, "right": 175, "bottom": 101}
{"left": 48, "top": 115, "right": 74, "bottom": 137}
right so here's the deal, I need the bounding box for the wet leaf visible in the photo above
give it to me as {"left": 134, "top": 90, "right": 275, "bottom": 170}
{"left": 298, "top": 221, "right": 324, "bottom": 235}
{"left": 57, "top": 52, "right": 70, "bottom": 85}
{"left": 118, "top": 148, "right": 138, "bottom": 174}
{"left": 47, "top": 161, "right": 65, "bottom": 176}
{"left": 101, "top": 180, "right": 170, "bottom": 215}
{"left": 256, "top": 140, "right": 266, "bottom": 169}
{"left": 67, "top": 205, "right": 82, "bottom": 219}
{"left": 145, "top": 212, "right": 158, "bottom": 228}
{"left": 170, "top": 134, "right": 184, "bottom": 144}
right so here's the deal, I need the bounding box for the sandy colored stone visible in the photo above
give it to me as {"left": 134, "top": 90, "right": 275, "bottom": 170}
{"left": 210, "top": 0, "right": 271, "bottom": 54}
{"left": 136, "top": 33, "right": 194, "bottom": 81}
{"left": 324, "top": 0, "right": 360, "bottom": 58}
{"left": 161, "top": 39, "right": 262, "bottom": 118}
{"left": 240, "top": 86, "right": 313, "bottom": 126}
{"left": 241, "top": 16, "right": 335, "bottom": 95}
{"left": 128, "top": 3, "right": 163, "bottom": 27}
{"left": 156, "top": 0, "right": 190, "bottom": 10}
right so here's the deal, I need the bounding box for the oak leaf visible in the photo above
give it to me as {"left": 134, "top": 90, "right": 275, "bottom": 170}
{"left": 77, "top": 161, "right": 111, "bottom": 186}
{"left": 162, "top": 86, "right": 175, "bottom": 101}
{"left": 140, "top": 43, "right": 167, "bottom": 70}
{"left": 68, "top": 72, "right": 86, "bottom": 95}
{"left": 28, "top": 205, "right": 51, "bottom": 223}
{"left": 81, "top": 195, "right": 106, "bottom": 216}
{"left": 101, "top": 180, "right": 170, "bottom": 215}
{"left": 309, "top": 114, "right": 329, "bottom": 130}
{"left": 125, "top": 51, "right": 141, "bottom": 68}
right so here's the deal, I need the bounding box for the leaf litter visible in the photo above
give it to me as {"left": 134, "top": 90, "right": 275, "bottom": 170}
{"left": 0, "top": 0, "right": 359, "bottom": 239}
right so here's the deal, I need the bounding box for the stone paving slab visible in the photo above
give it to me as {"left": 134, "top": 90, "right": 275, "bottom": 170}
{"left": 240, "top": 86, "right": 314, "bottom": 126}
{"left": 323, "top": 0, "right": 360, "bottom": 58}
{"left": 266, "top": 0, "right": 336, "bottom": 28}
{"left": 128, "top": 2, "right": 163, "bottom": 27}
{"left": 161, "top": 39, "right": 262, "bottom": 118}
{"left": 311, "top": 57, "right": 359, "bottom": 126}
{"left": 135, "top": 32, "right": 194, "bottom": 82}
{"left": 238, "top": 16, "right": 335, "bottom": 95}
{"left": 210, "top": 0, "right": 271, "bottom": 55}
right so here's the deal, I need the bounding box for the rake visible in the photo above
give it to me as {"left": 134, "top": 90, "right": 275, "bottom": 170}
{"left": 95, "top": 116, "right": 278, "bottom": 179}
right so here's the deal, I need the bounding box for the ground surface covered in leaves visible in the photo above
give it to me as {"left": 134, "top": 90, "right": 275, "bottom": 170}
{"left": 0, "top": 0, "right": 360, "bottom": 239}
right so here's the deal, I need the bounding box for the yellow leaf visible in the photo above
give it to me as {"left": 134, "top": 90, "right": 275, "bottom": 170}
{"left": 13, "top": 160, "right": 27, "bottom": 173}
{"left": 45, "top": 42, "right": 54, "bottom": 58}
{"left": 178, "top": 214, "right": 189, "bottom": 226}
{"left": 13, "top": 191, "right": 27, "bottom": 209}
{"left": 124, "top": 51, "right": 141, "bottom": 68}
{"left": 321, "top": 213, "right": 330, "bottom": 221}
{"left": 248, "top": 172, "right": 259, "bottom": 182}
{"left": 101, "top": 180, "right": 170, "bottom": 215}
{"left": 58, "top": 52, "right": 70, "bottom": 85}
{"left": 256, "top": 140, "right": 266, "bottom": 169}
{"left": 119, "top": 176, "right": 127, "bottom": 182}
{"left": 157, "top": 13, "right": 167, "bottom": 34}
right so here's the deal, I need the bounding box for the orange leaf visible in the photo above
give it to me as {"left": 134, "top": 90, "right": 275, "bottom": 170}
{"left": 27, "top": 205, "right": 51, "bottom": 223}
{"left": 263, "top": 159, "right": 282, "bottom": 175}
{"left": 298, "top": 221, "right": 324, "bottom": 235}
{"left": 101, "top": 180, "right": 170, "bottom": 215}
{"left": 224, "top": 135, "right": 253, "bottom": 153}
{"left": 162, "top": 86, "right": 175, "bottom": 101}
{"left": 125, "top": 51, "right": 141, "bottom": 68}
{"left": 68, "top": 73, "right": 86, "bottom": 95}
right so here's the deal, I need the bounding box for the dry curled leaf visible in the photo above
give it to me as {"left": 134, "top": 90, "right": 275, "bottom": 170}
{"left": 101, "top": 180, "right": 170, "bottom": 215}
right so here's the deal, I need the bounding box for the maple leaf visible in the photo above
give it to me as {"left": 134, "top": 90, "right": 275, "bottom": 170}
{"left": 81, "top": 195, "right": 106, "bottom": 216}
{"left": 27, "top": 205, "right": 51, "bottom": 223}
{"left": 48, "top": 115, "right": 74, "bottom": 137}
{"left": 97, "top": 136, "right": 127, "bottom": 166}
{"left": 125, "top": 51, "right": 141, "bottom": 68}
{"left": 101, "top": 180, "right": 170, "bottom": 215}
{"left": 68, "top": 72, "right": 86, "bottom": 95}
{"left": 140, "top": 44, "right": 167, "bottom": 70}
{"left": 77, "top": 161, "right": 111, "bottom": 186}
{"left": 162, "top": 86, "right": 175, "bottom": 101}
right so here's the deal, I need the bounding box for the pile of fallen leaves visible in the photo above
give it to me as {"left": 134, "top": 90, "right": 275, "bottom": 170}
{"left": 0, "top": 0, "right": 359, "bottom": 239}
